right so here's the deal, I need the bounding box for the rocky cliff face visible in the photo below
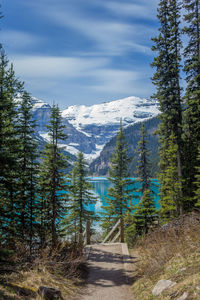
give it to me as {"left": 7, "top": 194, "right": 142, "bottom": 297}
{"left": 28, "top": 97, "right": 96, "bottom": 156}
{"left": 31, "top": 97, "right": 51, "bottom": 132}
{"left": 89, "top": 117, "right": 160, "bottom": 177}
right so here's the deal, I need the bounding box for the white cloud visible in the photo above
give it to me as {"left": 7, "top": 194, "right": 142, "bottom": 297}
{"left": 102, "top": 1, "right": 158, "bottom": 20}
{"left": 25, "top": 1, "right": 155, "bottom": 56}
{"left": 10, "top": 55, "right": 109, "bottom": 78}
{"left": 91, "top": 69, "right": 140, "bottom": 93}
{"left": 1, "top": 30, "right": 42, "bottom": 50}
{"left": 3, "top": 0, "right": 157, "bottom": 105}
{"left": 48, "top": 11, "right": 154, "bottom": 56}
{"left": 90, "top": 68, "right": 153, "bottom": 95}
{"left": 9, "top": 54, "right": 154, "bottom": 103}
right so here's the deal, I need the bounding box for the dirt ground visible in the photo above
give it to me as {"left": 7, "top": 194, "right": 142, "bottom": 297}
{"left": 71, "top": 243, "right": 136, "bottom": 300}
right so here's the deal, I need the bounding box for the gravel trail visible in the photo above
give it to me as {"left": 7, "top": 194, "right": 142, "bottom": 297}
{"left": 73, "top": 243, "right": 136, "bottom": 300}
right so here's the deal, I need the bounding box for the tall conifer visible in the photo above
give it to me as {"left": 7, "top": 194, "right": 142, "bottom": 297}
{"left": 17, "top": 91, "right": 38, "bottom": 252}
{"left": 134, "top": 123, "right": 157, "bottom": 233}
{"left": 0, "top": 51, "right": 23, "bottom": 247}
{"left": 151, "top": 0, "right": 183, "bottom": 216}
{"left": 182, "top": 0, "right": 200, "bottom": 206}
{"left": 65, "top": 152, "right": 96, "bottom": 244}
{"left": 135, "top": 123, "right": 151, "bottom": 194}
{"left": 38, "top": 105, "right": 68, "bottom": 248}
{"left": 134, "top": 189, "right": 156, "bottom": 235}
{"left": 159, "top": 133, "right": 182, "bottom": 220}
{"left": 102, "top": 122, "right": 135, "bottom": 242}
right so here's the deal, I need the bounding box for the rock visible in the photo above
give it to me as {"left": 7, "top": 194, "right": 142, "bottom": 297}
{"left": 37, "top": 286, "right": 63, "bottom": 300}
{"left": 177, "top": 292, "right": 188, "bottom": 300}
{"left": 152, "top": 279, "right": 176, "bottom": 296}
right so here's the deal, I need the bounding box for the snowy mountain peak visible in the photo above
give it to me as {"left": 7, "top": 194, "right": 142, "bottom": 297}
{"left": 62, "top": 96, "right": 159, "bottom": 130}
{"left": 14, "top": 94, "right": 51, "bottom": 112}
{"left": 31, "top": 96, "right": 51, "bottom": 111}
{"left": 27, "top": 95, "right": 160, "bottom": 163}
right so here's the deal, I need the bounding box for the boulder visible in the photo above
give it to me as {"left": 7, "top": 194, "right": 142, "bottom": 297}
{"left": 37, "top": 286, "right": 63, "bottom": 300}
{"left": 152, "top": 279, "right": 176, "bottom": 296}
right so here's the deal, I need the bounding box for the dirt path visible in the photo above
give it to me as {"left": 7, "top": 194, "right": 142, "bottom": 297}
{"left": 73, "top": 243, "right": 136, "bottom": 300}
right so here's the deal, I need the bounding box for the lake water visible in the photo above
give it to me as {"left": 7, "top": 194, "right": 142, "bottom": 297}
{"left": 88, "top": 177, "right": 160, "bottom": 214}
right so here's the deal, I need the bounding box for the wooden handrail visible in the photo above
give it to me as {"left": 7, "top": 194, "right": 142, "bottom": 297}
{"left": 103, "top": 219, "right": 121, "bottom": 243}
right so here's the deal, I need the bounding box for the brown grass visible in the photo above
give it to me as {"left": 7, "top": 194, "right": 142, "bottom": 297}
{"left": 131, "top": 212, "right": 200, "bottom": 299}
{"left": 0, "top": 242, "right": 88, "bottom": 300}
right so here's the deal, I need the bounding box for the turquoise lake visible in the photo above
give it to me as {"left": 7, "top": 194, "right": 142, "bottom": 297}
{"left": 87, "top": 177, "right": 160, "bottom": 214}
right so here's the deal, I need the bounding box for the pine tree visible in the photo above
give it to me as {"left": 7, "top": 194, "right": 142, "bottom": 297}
{"left": 63, "top": 168, "right": 79, "bottom": 243}
{"left": 102, "top": 122, "right": 135, "bottom": 242}
{"left": 16, "top": 91, "right": 38, "bottom": 252}
{"left": 37, "top": 165, "right": 51, "bottom": 249}
{"left": 182, "top": 0, "right": 200, "bottom": 206}
{"left": 0, "top": 50, "right": 23, "bottom": 247}
{"left": 151, "top": 0, "right": 183, "bottom": 216}
{"left": 159, "top": 133, "right": 182, "bottom": 221}
{"left": 64, "top": 152, "right": 97, "bottom": 244}
{"left": 133, "top": 123, "right": 157, "bottom": 235}
{"left": 134, "top": 189, "right": 157, "bottom": 235}
{"left": 135, "top": 123, "right": 151, "bottom": 194}
{"left": 38, "top": 105, "right": 68, "bottom": 249}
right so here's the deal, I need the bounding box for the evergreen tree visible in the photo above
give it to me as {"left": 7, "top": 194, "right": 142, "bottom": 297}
{"left": 38, "top": 105, "right": 68, "bottom": 249}
{"left": 37, "top": 165, "right": 51, "bottom": 249}
{"left": 0, "top": 51, "right": 23, "bottom": 247}
{"left": 63, "top": 168, "right": 79, "bottom": 243}
{"left": 102, "top": 122, "right": 135, "bottom": 242}
{"left": 64, "top": 152, "right": 97, "bottom": 244}
{"left": 134, "top": 189, "right": 157, "bottom": 235}
{"left": 16, "top": 91, "right": 38, "bottom": 252}
{"left": 133, "top": 123, "right": 157, "bottom": 235}
{"left": 151, "top": 0, "right": 183, "bottom": 216}
{"left": 182, "top": 0, "right": 200, "bottom": 206}
{"left": 135, "top": 123, "right": 151, "bottom": 194}
{"left": 159, "top": 133, "right": 182, "bottom": 221}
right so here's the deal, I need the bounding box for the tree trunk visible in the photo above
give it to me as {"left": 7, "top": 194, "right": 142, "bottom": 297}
{"left": 120, "top": 218, "right": 124, "bottom": 243}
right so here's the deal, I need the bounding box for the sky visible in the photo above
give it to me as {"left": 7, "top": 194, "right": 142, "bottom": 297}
{"left": 1, "top": 0, "right": 159, "bottom": 108}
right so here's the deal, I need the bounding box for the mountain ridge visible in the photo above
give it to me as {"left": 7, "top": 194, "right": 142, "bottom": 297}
{"left": 16, "top": 94, "right": 160, "bottom": 165}
{"left": 89, "top": 117, "right": 160, "bottom": 177}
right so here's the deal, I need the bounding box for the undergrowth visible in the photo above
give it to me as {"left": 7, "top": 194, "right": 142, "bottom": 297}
{"left": 131, "top": 212, "right": 200, "bottom": 299}
{"left": 0, "top": 242, "right": 87, "bottom": 300}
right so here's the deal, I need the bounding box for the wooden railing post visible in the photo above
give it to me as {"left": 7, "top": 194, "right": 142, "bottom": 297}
{"left": 120, "top": 218, "right": 124, "bottom": 243}
{"left": 78, "top": 232, "right": 83, "bottom": 245}
{"left": 102, "top": 218, "right": 125, "bottom": 244}
{"left": 103, "top": 219, "right": 121, "bottom": 243}
{"left": 86, "top": 220, "right": 91, "bottom": 245}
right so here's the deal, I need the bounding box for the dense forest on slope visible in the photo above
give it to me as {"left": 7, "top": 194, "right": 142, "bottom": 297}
{"left": 89, "top": 117, "right": 160, "bottom": 177}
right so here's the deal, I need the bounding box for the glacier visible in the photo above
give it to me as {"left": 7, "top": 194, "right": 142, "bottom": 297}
{"left": 62, "top": 96, "right": 159, "bottom": 129}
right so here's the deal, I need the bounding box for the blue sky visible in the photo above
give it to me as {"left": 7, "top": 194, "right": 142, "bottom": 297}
{"left": 1, "top": 0, "right": 159, "bottom": 108}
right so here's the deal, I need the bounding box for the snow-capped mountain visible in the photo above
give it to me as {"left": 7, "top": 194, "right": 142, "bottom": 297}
{"left": 62, "top": 96, "right": 159, "bottom": 128}
{"left": 21, "top": 95, "right": 160, "bottom": 163}
{"left": 61, "top": 96, "right": 160, "bottom": 161}
{"left": 26, "top": 97, "right": 96, "bottom": 157}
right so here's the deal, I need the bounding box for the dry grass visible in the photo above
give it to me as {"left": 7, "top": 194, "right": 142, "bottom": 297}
{"left": 0, "top": 242, "right": 88, "bottom": 300}
{"left": 131, "top": 212, "right": 200, "bottom": 299}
